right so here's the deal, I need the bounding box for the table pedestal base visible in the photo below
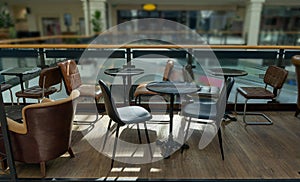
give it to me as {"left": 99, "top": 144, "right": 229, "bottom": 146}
{"left": 156, "top": 134, "right": 189, "bottom": 158}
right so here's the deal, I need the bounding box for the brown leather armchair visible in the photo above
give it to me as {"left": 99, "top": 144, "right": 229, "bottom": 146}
{"left": 57, "top": 60, "right": 102, "bottom": 121}
{"left": 15, "top": 66, "right": 62, "bottom": 104}
{"left": 0, "top": 90, "right": 80, "bottom": 177}
{"left": 292, "top": 55, "right": 300, "bottom": 117}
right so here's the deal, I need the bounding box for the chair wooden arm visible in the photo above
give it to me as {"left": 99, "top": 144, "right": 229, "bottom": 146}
{"left": 41, "top": 98, "right": 54, "bottom": 103}
{"left": 6, "top": 117, "right": 27, "bottom": 134}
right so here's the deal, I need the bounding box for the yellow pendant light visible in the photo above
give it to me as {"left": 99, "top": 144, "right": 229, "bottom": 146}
{"left": 142, "top": 4, "right": 156, "bottom": 11}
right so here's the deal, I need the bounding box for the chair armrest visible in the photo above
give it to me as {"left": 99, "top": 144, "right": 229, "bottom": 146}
{"left": 6, "top": 117, "right": 27, "bottom": 134}
{"left": 41, "top": 98, "right": 54, "bottom": 103}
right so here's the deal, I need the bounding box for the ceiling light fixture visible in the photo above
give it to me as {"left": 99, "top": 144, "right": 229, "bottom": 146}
{"left": 142, "top": 4, "right": 156, "bottom": 11}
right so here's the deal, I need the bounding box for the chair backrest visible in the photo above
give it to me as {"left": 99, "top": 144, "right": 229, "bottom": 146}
{"left": 263, "top": 65, "right": 288, "bottom": 96}
{"left": 216, "top": 80, "right": 227, "bottom": 124}
{"left": 10, "top": 90, "right": 79, "bottom": 163}
{"left": 182, "top": 64, "right": 195, "bottom": 82}
{"left": 98, "top": 79, "right": 124, "bottom": 126}
{"left": 162, "top": 59, "right": 174, "bottom": 81}
{"left": 225, "top": 77, "right": 235, "bottom": 100}
{"left": 57, "top": 59, "right": 82, "bottom": 95}
{"left": 38, "top": 66, "right": 62, "bottom": 90}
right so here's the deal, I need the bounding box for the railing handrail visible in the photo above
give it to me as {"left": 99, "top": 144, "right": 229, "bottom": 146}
{"left": 0, "top": 35, "right": 93, "bottom": 44}
{"left": 1, "top": 44, "right": 300, "bottom": 49}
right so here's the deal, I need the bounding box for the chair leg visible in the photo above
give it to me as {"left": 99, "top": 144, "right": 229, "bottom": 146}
{"left": 144, "top": 123, "right": 153, "bottom": 160}
{"left": 68, "top": 147, "right": 75, "bottom": 158}
{"left": 234, "top": 91, "right": 238, "bottom": 113}
{"left": 8, "top": 88, "right": 13, "bottom": 105}
{"left": 111, "top": 125, "right": 120, "bottom": 169}
{"left": 134, "top": 96, "right": 138, "bottom": 105}
{"left": 217, "top": 128, "right": 224, "bottom": 160}
{"left": 137, "top": 124, "right": 142, "bottom": 144}
{"left": 137, "top": 95, "right": 142, "bottom": 105}
{"left": 235, "top": 99, "right": 273, "bottom": 125}
{"left": 95, "top": 112, "right": 99, "bottom": 121}
{"left": 181, "top": 117, "right": 192, "bottom": 153}
{"left": 94, "top": 98, "right": 99, "bottom": 121}
{"left": 295, "top": 106, "right": 300, "bottom": 117}
{"left": 73, "top": 97, "right": 100, "bottom": 124}
{"left": 102, "top": 119, "right": 112, "bottom": 151}
{"left": 0, "top": 157, "right": 8, "bottom": 170}
{"left": 134, "top": 95, "right": 142, "bottom": 105}
{"left": 242, "top": 99, "right": 247, "bottom": 122}
{"left": 40, "top": 162, "right": 46, "bottom": 177}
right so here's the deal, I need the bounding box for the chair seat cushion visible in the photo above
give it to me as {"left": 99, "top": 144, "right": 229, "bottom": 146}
{"left": 189, "top": 86, "right": 220, "bottom": 98}
{"left": 117, "top": 106, "right": 152, "bottom": 124}
{"left": 78, "top": 84, "right": 102, "bottom": 101}
{"left": 15, "top": 86, "right": 57, "bottom": 98}
{"left": 133, "top": 83, "right": 157, "bottom": 97}
{"left": 182, "top": 102, "right": 217, "bottom": 120}
{"left": 237, "top": 87, "right": 274, "bottom": 99}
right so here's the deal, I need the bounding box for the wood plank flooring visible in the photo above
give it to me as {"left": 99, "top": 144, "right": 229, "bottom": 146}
{"left": 5, "top": 111, "right": 300, "bottom": 180}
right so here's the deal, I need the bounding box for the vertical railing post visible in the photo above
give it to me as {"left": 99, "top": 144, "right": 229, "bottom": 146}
{"left": 277, "top": 48, "right": 285, "bottom": 68}
{"left": 0, "top": 86, "right": 17, "bottom": 181}
{"left": 126, "top": 48, "right": 131, "bottom": 67}
{"left": 0, "top": 54, "right": 3, "bottom": 83}
{"left": 126, "top": 48, "right": 132, "bottom": 104}
{"left": 187, "top": 48, "right": 193, "bottom": 65}
{"left": 38, "top": 48, "right": 46, "bottom": 68}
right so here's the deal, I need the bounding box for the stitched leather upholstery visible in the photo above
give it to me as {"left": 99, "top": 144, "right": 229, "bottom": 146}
{"left": 57, "top": 60, "right": 82, "bottom": 95}
{"left": 134, "top": 60, "right": 174, "bottom": 99}
{"left": 237, "top": 87, "right": 274, "bottom": 99}
{"left": 57, "top": 60, "right": 102, "bottom": 100}
{"left": 15, "top": 66, "right": 62, "bottom": 101}
{"left": 237, "top": 65, "right": 288, "bottom": 99}
{"left": 16, "top": 86, "right": 57, "bottom": 98}
{"left": 263, "top": 65, "right": 288, "bottom": 89}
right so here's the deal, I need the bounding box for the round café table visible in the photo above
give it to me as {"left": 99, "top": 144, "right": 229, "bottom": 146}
{"left": 208, "top": 68, "right": 248, "bottom": 80}
{"left": 1, "top": 67, "right": 41, "bottom": 104}
{"left": 104, "top": 67, "right": 144, "bottom": 104}
{"left": 146, "top": 81, "right": 199, "bottom": 158}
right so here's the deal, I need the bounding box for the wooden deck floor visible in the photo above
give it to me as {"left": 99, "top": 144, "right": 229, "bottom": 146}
{"left": 6, "top": 111, "right": 300, "bottom": 180}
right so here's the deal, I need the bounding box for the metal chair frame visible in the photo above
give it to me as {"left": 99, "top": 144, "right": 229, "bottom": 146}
{"left": 234, "top": 65, "right": 288, "bottom": 125}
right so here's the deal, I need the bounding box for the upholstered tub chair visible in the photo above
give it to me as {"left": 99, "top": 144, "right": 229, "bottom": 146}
{"left": 0, "top": 90, "right": 80, "bottom": 177}
{"left": 292, "top": 55, "right": 300, "bottom": 117}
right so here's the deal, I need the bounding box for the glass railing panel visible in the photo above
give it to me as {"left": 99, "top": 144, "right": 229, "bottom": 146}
{"left": 0, "top": 47, "right": 298, "bottom": 105}
{"left": 192, "top": 57, "right": 296, "bottom": 104}
{"left": 0, "top": 56, "right": 41, "bottom": 104}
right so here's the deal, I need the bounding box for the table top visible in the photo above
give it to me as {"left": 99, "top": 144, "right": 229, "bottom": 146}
{"left": 146, "top": 81, "right": 199, "bottom": 95}
{"left": 104, "top": 67, "right": 144, "bottom": 77}
{"left": 208, "top": 68, "right": 248, "bottom": 77}
{"left": 1, "top": 67, "right": 41, "bottom": 76}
